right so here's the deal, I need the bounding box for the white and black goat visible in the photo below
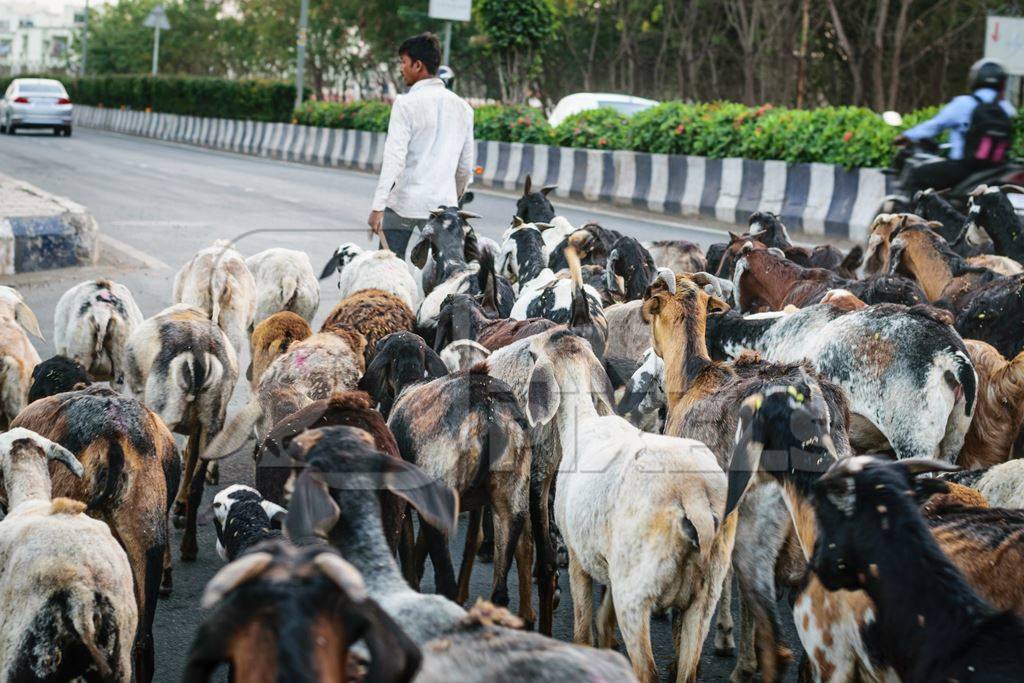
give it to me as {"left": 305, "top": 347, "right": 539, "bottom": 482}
{"left": 966, "top": 183, "right": 1024, "bottom": 263}
{"left": 0, "top": 285, "right": 42, "bottom": 427}
{"left": 211, "top": 484, "right": 286, "bottom": 562}
{"left": 319, "top": 242, "right": 419, "bottom": 310}
{"left": 173, "top": 240, "right": 257, "bottom": 355}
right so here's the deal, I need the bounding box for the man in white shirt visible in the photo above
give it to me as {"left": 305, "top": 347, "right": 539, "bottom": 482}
{"left": 368, "top": 33, "right": 475, "bottom": 260}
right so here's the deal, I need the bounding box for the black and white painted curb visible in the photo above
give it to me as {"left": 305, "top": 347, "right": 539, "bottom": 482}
{"left": 0, "top": 173, "right": 99, "bottom": 274}
{"left": 75, "top": 105, "right": 886, "bottom": 241}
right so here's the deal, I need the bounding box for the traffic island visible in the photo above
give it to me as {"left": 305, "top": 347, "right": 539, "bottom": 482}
{"left": 0, "top": 173, "right": 99, "bottom": 274}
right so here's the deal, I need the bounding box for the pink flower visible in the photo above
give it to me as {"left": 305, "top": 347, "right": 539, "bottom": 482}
{"left": 843, "top": 131, "right": 853, "bottom": 143}
{"left": 598, "top": 137, "right": 608, "bottom": 146}
{"left": 675, "top": 123, "right": 686, "bottom": 135}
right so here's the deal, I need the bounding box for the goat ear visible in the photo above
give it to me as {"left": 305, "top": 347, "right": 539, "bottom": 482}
{"left": 424, "top": 348, "right": 449, "bottom": 378}
{"left": 46, "top": 441, "right": 84, "bottom": 478}
{"left": 705, "top": 293, "right": 730, "bottom": 315}
{"left": 725, "top": 395, "right": 764, "bottom": 517}
{"left": 410, "top": 239, "right": 431, "bottom": 269}
{"left": 524, "top": 355, "right": 560, "bottom": 427}
{"left": 350, "top": 593, "right": 423, "bottom": 683}
{"left": 512, "top": 216, "right": 524, "bottom": 228}
{"left": 261, "top": 501, "right": 288, "bottom": 529}
{"left": 522, "top": 174, "right": 532, "bottom": 196}
{"left": 766, "top": 247, "right": 786, "bottom": 259}
{"left": 540, "top": 185, "right": 557, "bottom": 196}
{"left": 15, "top": 302, "right": 43, "bottom": 340}
{"left": 284, "top": 470, "right": 340, "bottom": 544}
{"left": 383, "top": 459, "right": 458, "bottom": 536}
{"left": 590, "top": 360, "right": 617, "bottom": 416}
{"left": 201, "top": 551, "right": 274, "bottom": 608}
{"left": 245, "top": 362, "right": 253, "bottom": 383}
{"left": 463, "top": 229, "right": 480, "bottom": 263}
{"left": 313, "top": 552, "right": 368, "bottom": 602}
{"left": 319, "top": 251, "right": 342, "bottom": 280}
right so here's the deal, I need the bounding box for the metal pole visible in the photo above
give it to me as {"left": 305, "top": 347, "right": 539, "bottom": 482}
{"left": 80, "top": 0, "right": 89, "bottom": 76}
{"left": 442, "top": 21, "right": 452, "bottom": 65}
{"left": 295, "top": 0, "right": 309, "bottom": 108}
{"left": 151, "top": 25, "right": 160, "bottom": 75}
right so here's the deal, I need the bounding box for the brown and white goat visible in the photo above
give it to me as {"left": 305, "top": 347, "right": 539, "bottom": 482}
{"left": 321, "top": 289, "right": 415, "bottom": 363}
{"left": 173, "top": 240, "right": 257, "bottom": 354}
{"left": 10, "top": 387, "right": 180, "bottom": 683}
{"left": 123, "top": 303, "right": 238, "bottom": 563}
{"left": 0, "top": 286, "right": 42, "bottom": 428}
{"left": 53, "top": 279, "right": 143, "bottom": 389}
{"left": 247, "top": 310, "right": 312, "bottom": 389}
{"left": 186, "top": 540, "right": 421, "bottom": 682}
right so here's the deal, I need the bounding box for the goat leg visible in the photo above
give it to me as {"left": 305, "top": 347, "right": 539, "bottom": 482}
{"left": 514, "top": 527, "right": 536, "bottom": 628}
{"left": 530, "top": 475, "right": 557, "bottom": 635}
{"left": 477, "top": 505, "right": 494, "bottom": 562}
{"left": 398, "top": 513, "right": 417, "bottom": 587}
{"left": 456, "top": 508, "right": 482, "bottom": 604}
{"left": 180, "top": 426, "right": 208, "bottom": 562}
{"left": 159, "top": 545, "right": 173, "bottom": 597}
{"left": 421, "top": 517, "right": 458, "bottom": 599}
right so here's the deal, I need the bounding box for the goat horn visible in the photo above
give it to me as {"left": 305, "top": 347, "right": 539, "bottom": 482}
{"left": 654, "top": 267, "right": 676, "bottom": 294}
{"left": 1001, "top": 184, "right": 1024, "bottom": 195}
{"left": 898, "top": 458, "right": 960, "bottom": 475}
{"left": 429, "top": 208, "right": 445, "bottom": 218}
{"left": 46, "top": 442, "right": 84, "bottom": 478}
{"left": 969, "top": 184, "right": 988, "bottom": 197}
{"left": 313, "top": 553, "right": 369, "bottom": 602}
{"left": 201, "top": 552, "right": 274, "bottom": 609}
{"left": 457, "top": 210, "right": 482, "bottom": 220}
{"left": 512, "top": 216, "right": 524, "bottom": 228}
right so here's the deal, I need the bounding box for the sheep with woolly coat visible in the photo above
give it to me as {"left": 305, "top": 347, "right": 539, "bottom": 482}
{"left": 319, "top": 243, "right": 419, "bottom": 310}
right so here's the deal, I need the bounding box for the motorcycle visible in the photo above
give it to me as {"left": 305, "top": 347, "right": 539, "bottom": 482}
{"left": 877, "top": 110, "right": 1024, "bottom": 214}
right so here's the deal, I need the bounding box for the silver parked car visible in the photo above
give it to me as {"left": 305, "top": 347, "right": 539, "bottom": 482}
{"left": 0, "top": 78, "right": 73, "bottom": 136}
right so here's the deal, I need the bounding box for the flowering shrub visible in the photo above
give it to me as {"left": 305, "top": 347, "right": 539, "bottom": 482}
{"left": 552, "top": 107, "right": 632, "bottom": 149}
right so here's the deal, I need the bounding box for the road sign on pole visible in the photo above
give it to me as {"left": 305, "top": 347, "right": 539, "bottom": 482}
{"left": 429, "top": 0, "right": 471, "bottom": 23}
{"left": 985, "top": 16, "right": 1024, "bottom": 75}
{"left": 143, "top": 5, "right": 170, "bottom": 76}
{"left": 295, "top": 0, "right": 310, "bottom": 108}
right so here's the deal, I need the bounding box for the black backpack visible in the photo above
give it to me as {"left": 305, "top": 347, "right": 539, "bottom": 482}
{"left": 964, "top": 95, "right": 1014, "bottom": 163}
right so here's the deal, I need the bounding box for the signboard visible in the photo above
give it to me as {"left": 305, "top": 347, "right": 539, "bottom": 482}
{"left": 985, "top": 16, "right": 1024, "bottom": 75}
{"left": 143, "top": 5, "right": 171, "bottom": 31}
{"left": 429, "top": 0, "right": 471, "bottom": 22}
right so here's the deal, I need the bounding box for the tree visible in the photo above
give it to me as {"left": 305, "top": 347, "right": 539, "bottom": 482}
{"left": 477, "top": 0, "right": 555, "bottom": 102}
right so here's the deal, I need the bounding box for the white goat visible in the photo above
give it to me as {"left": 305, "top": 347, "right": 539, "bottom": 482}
{"left": 0, "top": 286, "right": 42, "bottom": 427}
{"left": 173, "top": 240, "right": 257, "bottom": 355}
{"left": 53, "top": 279, "right": 143, "bottom": 388}
{"left": 974, "top": 459, "right": 1024, "bottom": 508}
{"left": 244, "top": 248, "right": 319, "bottom": 326}
{"left": 534, "top": 336, "right": 737, "bottom": 683}
{"left": 439, "top": 339, "right": 491, "bottom": 372}
{"left": 0, "top": 428, "right": 137, "bottom": 683}
{"left": 319, "top": 243, "right": 419, "bottom": 309}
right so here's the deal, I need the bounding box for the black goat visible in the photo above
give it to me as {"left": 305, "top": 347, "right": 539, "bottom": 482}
{"left": 515, "top": 173, "right": 556, "bottom": 224}
{"left": 186, "top": 540, "right": 421, "bottom": 683}
{"left": 27, "top": 355, "right": 90, "bottom": 403}
{"left": 911, "top": 189, "right": 983, "bottom": 254}
{"left": 967, "top": 184, "right": 1024, "bottom": 264}
{"left": 810, "top": 456, "right": 1024, "bottom": 683}
{"left": 547, "top": 222, "right": 621, "bottom": 270}
{"left": 747, "top": 211, "right": 793, "bottom": 249}
{"left": 605, "top": 236, "right": 656, "bottom": 301}
{"left": 359, "top": 331, "right": 448, "bottom": 417}
{"left": 952, "top": 273, "right": 1024, "bottom": 360}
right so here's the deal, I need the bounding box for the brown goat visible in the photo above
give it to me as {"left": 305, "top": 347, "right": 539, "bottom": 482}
{"left": 734, "top": 248, "right": 842, "bottom": 310}
{"left": 887, "top": 225, "right": 1004, "bottom": 307}
{"left": 186, "top": 540, "right": 421, "bottom": 683}
{"left": 10, "top": 387, "right": 180, "bottom": 683}
{"left": 321, "top": 289, "right": 415, "bottom": 363}
{"left": 248, "top": 311, "right": 311, "bottom": 389}
{"left": 960, "top": 340, "right": 1024, "bottom": 469}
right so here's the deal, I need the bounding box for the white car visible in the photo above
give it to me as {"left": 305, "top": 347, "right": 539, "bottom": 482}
{"left": 0, "top": 78, "right": 73, "bottom": 136}
{"left": 548, "top": 92, "right": 659, "bottom": 127}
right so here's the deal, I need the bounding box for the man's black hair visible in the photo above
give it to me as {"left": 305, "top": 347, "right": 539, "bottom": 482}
{"left": 399, "top": 33, "right": 442, "bottom": 75}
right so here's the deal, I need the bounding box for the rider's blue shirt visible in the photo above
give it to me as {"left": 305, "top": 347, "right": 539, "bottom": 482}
{"left": 902, "top": 88, "right": 1016, "bottom": 160}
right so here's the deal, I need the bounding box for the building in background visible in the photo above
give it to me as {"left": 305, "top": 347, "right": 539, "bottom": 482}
{"left": 0, "top": 2, "right": 83, "bottom": 75}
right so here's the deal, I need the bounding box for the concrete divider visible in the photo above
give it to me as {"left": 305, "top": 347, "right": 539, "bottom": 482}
{"left": 75, "top": 105, "right": 889, "bottom": 241}
{"left": 0, "top": 173, "right": 99, "bottom": 274}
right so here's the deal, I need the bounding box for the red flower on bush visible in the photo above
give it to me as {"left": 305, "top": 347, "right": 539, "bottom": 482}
{"left": 598, "top": 137, "right": 608, "bottom": 146}
{"left": 843, "top": 131, "right": 853, "bottom": 142}
{"left": 675, "top": 123, "right": 686, "bottom": 135}
{"left": 755, "top": 104, "right": 774, "bottom": 117}
{"left": 573, "top": 127, "right": 582, "bottom": 135}
{"left": 755, "top": 127, "right": 763, "bottom": 135}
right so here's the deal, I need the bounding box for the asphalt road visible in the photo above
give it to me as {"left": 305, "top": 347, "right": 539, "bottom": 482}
{"left": 0, "top": 128, "right": 799, "bottom": 682}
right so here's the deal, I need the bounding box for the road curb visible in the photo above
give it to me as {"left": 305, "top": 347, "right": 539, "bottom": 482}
{"left": 0, "top": 173, "right": 99, "bottom": 274}
{"left": 75, "top": 105, "right": 888, "bottom": 241}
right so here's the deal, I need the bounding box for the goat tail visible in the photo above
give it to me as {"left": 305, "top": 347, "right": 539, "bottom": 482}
{"left": 280, "top": 274, "right": 299, "bottom": 312}
{"left": 201, "top": 399, "right": 261, "bottom": 461}
{"left": 87, "top": 439, "right": 126, "bottom": 512}
{"left": 467, "top": 385, "right": 524, "bottom": 493}
{"left": 70, "top": 585, "right": 116, "bottom": 680}
{"left": 951, "top": 349, "right": 978, "bottom": 417}
{"left": 209, "top": 266, "right": 236, "bottom": 330}
{"left": 564, "top": 244, "right": 592, "bottom": 326}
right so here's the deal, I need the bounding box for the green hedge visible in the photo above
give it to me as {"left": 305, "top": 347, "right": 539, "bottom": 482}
{"left": 291, "top": 98, "right": 976, "bottom": 168}
{"left": 0, "top": 74, "right": 298, "bottom": 122}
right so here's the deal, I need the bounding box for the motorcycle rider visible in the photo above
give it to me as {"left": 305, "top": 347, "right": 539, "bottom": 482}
{"left": 895, "top": 59, "right": 1016, "bottom": 193}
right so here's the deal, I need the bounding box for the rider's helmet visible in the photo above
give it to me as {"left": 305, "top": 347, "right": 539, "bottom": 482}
{"left": 438, "top": 65, "right": 455, "bottom": 90}
{"left": 969, "top": 59, "right": 1009, "bottom": 92}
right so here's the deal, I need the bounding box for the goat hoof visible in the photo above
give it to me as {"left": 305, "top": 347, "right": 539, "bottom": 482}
{"left": 476, "top": 547, "right": 493, "bottom": 563}
{"left": 729, "top": 668, "right": 755, "bottom": 683}
{"left": 205, "top": 464, "right": 219, "bottom": 485}
{"left": 552, "top": 587, "right": 561, "bottom": 610}
{"left": 523, "top": 619, "right": 535, "bottom": 631}
{"left": 180, "top": 541, "right": 198, "bottom": 563}
{"left": 714, "top": 645, "right": 736, "bottom": 658}
{"left": 556, "top": 546, "right": 568, "bottom": 568}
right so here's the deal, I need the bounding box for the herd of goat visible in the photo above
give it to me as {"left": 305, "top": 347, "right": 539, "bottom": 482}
{"left": 2, "top": 175, "right": 1024, "bottom": 682}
